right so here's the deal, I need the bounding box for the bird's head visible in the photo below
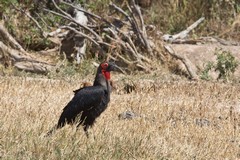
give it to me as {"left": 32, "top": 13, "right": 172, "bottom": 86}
{"left": 99, "top": 62, "right": 123, "bottom": 80}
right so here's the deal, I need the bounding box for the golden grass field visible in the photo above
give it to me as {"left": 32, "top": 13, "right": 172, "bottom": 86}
{"left": 1, "top": 73, "right": 240, "bottom": 159}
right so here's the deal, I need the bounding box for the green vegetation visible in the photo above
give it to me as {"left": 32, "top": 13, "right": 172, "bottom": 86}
{"left": 215, "top": 49, "right": 239, "bottom": 80}
{"left": 147, "top": 0, "right": 240, "bottom": 36}
{"left": 0, "top": 0, "right": 17, "bottom": 10}
{"left": 201, "top": 61, "right": 214, "bottom": 81}
{"left": 201, "top": 49, "right": 238, "bottom": 81}
{"left": 1, "top": 0, "right": 240, "bottom": 51}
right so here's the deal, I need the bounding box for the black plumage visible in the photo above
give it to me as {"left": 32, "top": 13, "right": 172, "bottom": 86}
{"left": 46, "top": 62, "right": 121, "bottom": 137}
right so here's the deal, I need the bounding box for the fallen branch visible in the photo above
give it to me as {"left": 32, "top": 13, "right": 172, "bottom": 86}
{"left": 0, "top": 22, "right": 25, "bottom": 52}
{"left": 162, "top": 17, "right": 205, "bottom": 42}
{"left": 14, "top": 61, "right": 50, "bottom": 74}
{"left": 0, "top": 41, "right": 54, "bottom": 73}
{"left": 164, "top": 45, "right": 199, "bottom": 80}
{"left": 43, "top": 9, "right": 102, "bottom": 42}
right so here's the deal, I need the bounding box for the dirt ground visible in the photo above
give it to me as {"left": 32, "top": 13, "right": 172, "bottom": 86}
{"left": 171, "top": 43, "right": 240, "bottom": 79}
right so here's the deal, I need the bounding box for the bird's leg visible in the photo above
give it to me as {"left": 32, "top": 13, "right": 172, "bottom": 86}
{"left": 83, "top": 125, "right": 90, "bottom": 138}
{"left": 76, "top": 123, "right": 89, "bottom": 137}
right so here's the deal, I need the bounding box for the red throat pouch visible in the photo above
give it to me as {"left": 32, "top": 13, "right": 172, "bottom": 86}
{"left": 102, "top": 71, "right": 110, "bottom": 80}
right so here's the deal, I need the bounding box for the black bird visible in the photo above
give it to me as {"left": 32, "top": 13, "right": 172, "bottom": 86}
{"left": 46, "top": 62, "right": 122, "bottom": 137}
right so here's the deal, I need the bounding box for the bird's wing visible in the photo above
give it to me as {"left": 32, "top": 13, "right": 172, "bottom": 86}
{"left": 62, "top": 86, "right": 106, "bottom": 113}
{"left": 73, "top": 87, "right": 84, "bottom": 95}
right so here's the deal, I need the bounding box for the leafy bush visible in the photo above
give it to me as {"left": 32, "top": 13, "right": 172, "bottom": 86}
{"left": 201, "top": 49, "right": 239, "bottom": 81}
{"left": 215, "top": 49, "right": 239, "bottom": 80}
{"left": 201, "top": 61, "right": 214, "bottom": 81}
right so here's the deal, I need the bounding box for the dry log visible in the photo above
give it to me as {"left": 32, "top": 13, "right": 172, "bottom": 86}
{"left": 0, "top": 22, "right": 25, "bottom": 52}
{"left": 0, "top": 41, "right": 54, "bottom": 73}
{"left": 14, "top": 61, "right": 50, "bottom": 73}
{"left": 162, "top": 17, "right": 205, "bottom": 42}
{"left": 164, "top": 45, "right": 199, "bottom": 80}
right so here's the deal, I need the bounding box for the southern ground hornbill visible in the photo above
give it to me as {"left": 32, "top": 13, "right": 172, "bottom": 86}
{"left": 46, "top": 62, "right": 122, "bottom": 137}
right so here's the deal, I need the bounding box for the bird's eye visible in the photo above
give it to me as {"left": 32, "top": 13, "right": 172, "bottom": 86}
{"left": 101, "top": 63, "right": 108, "bottom": 69}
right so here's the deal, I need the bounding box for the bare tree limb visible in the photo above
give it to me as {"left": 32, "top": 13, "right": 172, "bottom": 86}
{"left": 0, "top": 42, "right": 53, "bottom": 65}
{"left": 164, "top": 45, "right": 199, "bottom": 80}
{"left": 0, "top": 22, "right": 25, "bottom": 52}
{"left": 0, "top": 41, "right": 53, "bottom": 73}
{"left": 130, "top": 0, "right": 153, "bottom": 55}
{"left": 126, "top": 4, "right": 145, "bottom": 45}
{"left": 110, "top": 2, "right": 153, "bottom": 56}
{"left": 162, "top": 17, "right": 205, "bottom": 42}
{"left": 131, "top": 0, "right": 145, "bottom": 34}
{"left": 110, "top": 3, "right": 144, "bottom": 44}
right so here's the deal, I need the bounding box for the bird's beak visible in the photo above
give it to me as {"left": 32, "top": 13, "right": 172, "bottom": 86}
{"left": 115, "top": 65, "right": 125, "bottom": 74}
{"left": 109, "top": 63, "right": 125, "bottom": 74}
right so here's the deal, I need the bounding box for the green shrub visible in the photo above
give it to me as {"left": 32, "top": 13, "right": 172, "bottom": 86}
{"left": 201, "top": 61, "right": 214, "bottom": 81}
{"left": 201, "top": 49, "right": 238, "bottom": 81}
{"left": 215, "top": 49, "right": 239, "bottom": 80}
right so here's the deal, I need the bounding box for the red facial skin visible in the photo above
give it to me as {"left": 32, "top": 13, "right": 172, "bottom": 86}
{"left": 101, "top": 63, "right": 110, "bottom": 80}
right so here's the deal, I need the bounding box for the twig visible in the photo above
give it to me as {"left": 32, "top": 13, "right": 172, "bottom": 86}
{"left": 109, "top": 3, "right": 132, "bottom": 22}
{"left": 105, "top": 29, "right": 139, "bottom": 61}
{"left": 34, "top": 12, "right": 51, "bottom": 30}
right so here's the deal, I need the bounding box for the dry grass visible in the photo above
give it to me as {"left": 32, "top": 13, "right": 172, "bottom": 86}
{"left": 1, "top": 75, "right": 240, "bottom": 159}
